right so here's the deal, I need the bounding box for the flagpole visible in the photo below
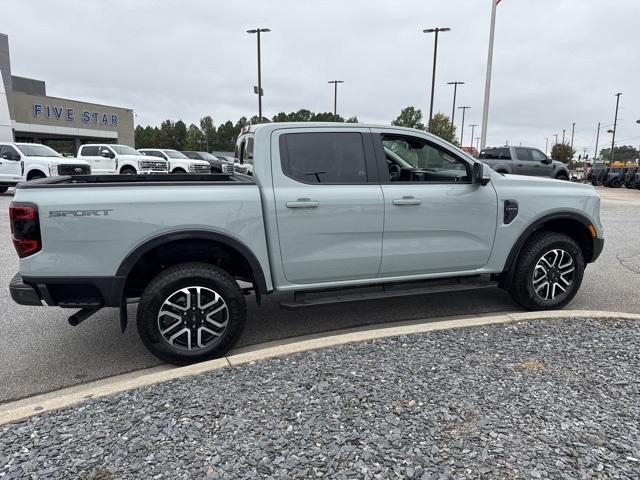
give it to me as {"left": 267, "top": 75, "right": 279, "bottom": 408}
{"left": 480, "top": 0, "right": 498, "bottom": 150}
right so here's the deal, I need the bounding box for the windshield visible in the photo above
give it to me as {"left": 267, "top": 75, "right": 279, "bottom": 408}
{"left": 111, "top": 145, "right": 141, "bottom": 156}
{"left": 16, "top": 144, "right": 60, "bottom": 157}
{"left": 165, "top": 150, "right": 189, "bottom": 159}
{"left": 197, "top": 152, "right": 218, "bottom": 161}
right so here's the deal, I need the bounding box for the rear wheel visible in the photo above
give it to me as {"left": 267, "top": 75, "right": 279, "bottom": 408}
{"left": 120, "top": 166, "right": 137, "bottom": 175}
{"left": 172, "top": 168, "right": 186, "bottom": 174}
{"left": 508, "top": 231, "right": 584, "bottom": 310}
{"left": 555, "top": 173, "right": 569, "bottom": 181}
{"left": 137, "top": 262, "right": 247, "bottom": 364}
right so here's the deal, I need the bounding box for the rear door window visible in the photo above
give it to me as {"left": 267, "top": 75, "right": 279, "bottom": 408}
{"left": 81, "top": 146, "right": 98, "bottom": 156}
{"left": 280, "top": 132, "right": 367, "bottom": 184}
{"left": 515, "top": 148, "right": 532, "bottom": 161}
{"left": 480, "top": 148, "right": 511, "bottom": 160}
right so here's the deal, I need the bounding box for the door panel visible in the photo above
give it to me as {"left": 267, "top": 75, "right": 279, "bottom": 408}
{"left": 272, "top": 128, "right": 384, "bottom": 284}
{"left": 530, "top": 149, "right": 553, "bottom": 176}
{"left": 380, "top": 183, "right": 497, "bottom": 275}
{"left": 372, "top": 129, "right": 498, "bottom": 276}
{"left": 0, "top": 146, "right": 22, "bottom": 181}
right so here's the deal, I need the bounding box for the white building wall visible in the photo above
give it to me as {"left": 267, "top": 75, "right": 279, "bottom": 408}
{"left": 0, "top": 69, "right": 12, "bottom": 141}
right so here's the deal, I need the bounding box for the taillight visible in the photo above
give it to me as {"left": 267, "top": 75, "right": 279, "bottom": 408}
{"left": 9, "top": 202, "right": 41, "bottom": 258}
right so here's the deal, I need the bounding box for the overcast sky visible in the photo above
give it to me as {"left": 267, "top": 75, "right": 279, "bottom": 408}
{"left": 5, "top": 0, "right": 640, "bottom": 153}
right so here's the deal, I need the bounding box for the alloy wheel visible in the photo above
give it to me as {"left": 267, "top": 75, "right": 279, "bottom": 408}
{"left": 532, "top": 249, "right": 575, "bottom": 300}
{"left": 157, "top": 286, "right": 228, "bottom": 351}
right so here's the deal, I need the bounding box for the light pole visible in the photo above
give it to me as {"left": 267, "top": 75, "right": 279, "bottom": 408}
{"left": 594, "top": 122, "right": 600, "bottom": 163}
{"left": 545, "top": 137, "right": 549, "bottom": 154}
{"left": 247, "top": 28, "right": 271, "bottom": 122}
{"left": 562, "top": 129, "right": 566, "bottom": 144}
{"left": 554, "top": 134, "right": 558, "bottom": 146}
{"left": 447, "top": 81, "right": 464, "bottom": 126}
{"left": 327, "top": 80, "right": 344, "bottom": 117}
{"left": 475, "top": 137, "right": 480, "bottom": 151}
{"left": 480, "top": 0, "right": 499, "bottom": 150}
{"left": 469, "top": 124, "right": 478, "bottom": 148}
{"left": 423, "top": 27, "right": 451, "bottom": 131}
{"left": 458, "top": 106, "right": 470, "bottom": 145}
{"left": 610, "top": 92, "right": 622, "bottom": 163}
{"left": 570, "top": 122, "right": 575, "bottom": 152}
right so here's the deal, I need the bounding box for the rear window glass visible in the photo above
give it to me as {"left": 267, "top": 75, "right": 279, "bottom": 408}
{"left": 280, "top": 132, "right": 367, "bottom": 184}
{"left": 479, "top": 148, "right": 511, "bottom": 160}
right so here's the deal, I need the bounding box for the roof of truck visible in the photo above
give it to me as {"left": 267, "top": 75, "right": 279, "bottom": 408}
{"left": 240, "top": 122, "right": 432, "bottom": 135}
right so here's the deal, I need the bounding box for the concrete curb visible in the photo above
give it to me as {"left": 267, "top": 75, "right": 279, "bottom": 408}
{"left": 1, "top": 309, "right": 638, "bottom": 426}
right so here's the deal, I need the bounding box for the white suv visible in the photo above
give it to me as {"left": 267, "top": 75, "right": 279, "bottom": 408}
{"left": 0, "top": 142, "right": 90, "bottom": 193}
{"left": 77, "top": 144, "right": 168, "bottom": 175}
{"left": 138, "top": 149, "right": 210, "bottom": 174}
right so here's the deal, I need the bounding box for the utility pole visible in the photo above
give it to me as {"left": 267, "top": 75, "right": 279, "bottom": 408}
{"left": 475, "top": 137, "right": 480, "bottom": 151}
{"left": 458, "top": 106, "right": 470, "bottom": 145}
{"left": 447, "top": 81, "right": 464, "bottom": 126}
{"left": 469, "top": 124, "right": 478, "bottom": 148}
{"left": 423, "top": 27, "right": 451, "bottom": 131}
{"left": 480, "top": 0, "right": 498, "bottom": 150}
{"left": 562, "top": 129, "right": 566, "bottom": 144}
{"left": 327, "top": 80, "right": 344, "bottom": 116}
{"left": 611, "top": 92, "right": 622, "bottom": 164}
{"left": 570, "top": 122, "right": 575, "bottom": 152}
{"left": 594, "top": 122, "right": 600, "bottom": 163}
{"left": 247, "top": 28, "right": 271, "bottom": 122}
{"left": 554, "top": 134, "right": 558, "bottom": 145}
{"left": 545, "top": 137, "right": 549, "bottom": 154}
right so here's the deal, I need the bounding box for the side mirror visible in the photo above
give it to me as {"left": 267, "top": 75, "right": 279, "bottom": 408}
{"left": 101, "top": 150, "right": 114, "bottom": 158}
{"left": 542, "top": 157, "right": 552, "bottom": 164}
{"left": 473, "top": 162, "right": 491, "bottom": 185}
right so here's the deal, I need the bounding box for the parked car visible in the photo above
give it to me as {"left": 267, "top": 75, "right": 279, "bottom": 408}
{"left": 9, "top": 123, "right": 603, "bottom": 364}
{"left": 77, "top": 144, "right": 167, "bottom": 175}
{"left": 479, "top": 146, "right": 570, "bottom": 180}
{"left": 181, "top": 151, "right": 234, "bottom": 174}
{"left": 624, "top": 167, "right": 640, "bottom": 189}
{"left": 138, "top": 149, "right": 209, "bottom": 173}
{"left": 0, "top": 142, "right": 90, "bottom": 193}
{"left": 234, "top": 132, "right": 254, "bottom": 175}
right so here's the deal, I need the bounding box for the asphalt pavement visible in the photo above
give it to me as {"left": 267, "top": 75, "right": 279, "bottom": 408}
{"left": 0, "top": 186, "right": 639, "bottom": 403}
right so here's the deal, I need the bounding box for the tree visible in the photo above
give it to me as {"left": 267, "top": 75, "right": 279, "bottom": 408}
{"left": 599, "top": 145, "right": 639, "bottom": 163}
{"left": 392, "top": 106, "right": 425, "bottom": 130}
{"left": 429, "top": 112, "right": 457, "bottom": 144}
{"left": 185, "top": 123, "right": 204, "bottom": 151}
{"left": 551, "top": 143, "right": 574, "bottom": 163}
{"left": 173, "top": 120, "right": 187, "bottom": 151}
{"left": 200, "top": 116, "right": 216, "bottom": 152}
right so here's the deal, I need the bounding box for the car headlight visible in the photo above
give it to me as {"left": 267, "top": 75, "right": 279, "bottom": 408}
{"left": 49, "top": 165, "right": 58, "bottom": 176}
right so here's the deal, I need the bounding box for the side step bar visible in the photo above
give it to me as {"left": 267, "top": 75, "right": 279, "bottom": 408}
{"left": 280, "top": 276, "right": 498, "bottom": 310}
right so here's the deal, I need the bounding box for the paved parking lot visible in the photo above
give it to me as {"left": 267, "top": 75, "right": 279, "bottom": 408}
{"left": 1, "top": 186, "right": 639, "bottom": 403}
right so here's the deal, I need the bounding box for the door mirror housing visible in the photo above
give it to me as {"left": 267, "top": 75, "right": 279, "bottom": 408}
{"left": 542, "top": 157, "right": 552, "bottom": 165}
{"left": 473, "top": 162, "right": 491, "bottom": 186}
{"left": 100, "top": 150, "right": 114, "bottom": 159}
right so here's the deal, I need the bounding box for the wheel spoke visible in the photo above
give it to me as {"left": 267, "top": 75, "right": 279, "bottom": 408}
{"left": 532, "top": 248, "right": 576, "bottom": 301}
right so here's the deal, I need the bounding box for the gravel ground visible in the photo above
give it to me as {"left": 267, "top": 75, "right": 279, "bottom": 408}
{"left": 1, "top": 317, "right": 639, "bottom": 480}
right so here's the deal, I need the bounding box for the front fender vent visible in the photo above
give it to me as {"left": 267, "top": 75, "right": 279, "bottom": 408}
{"left": 504, "top": 200, "right": 519, "bottom": 224}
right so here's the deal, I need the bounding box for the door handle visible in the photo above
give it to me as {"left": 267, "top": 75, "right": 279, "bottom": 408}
{"left": 392, "top": 196, "right": 422, "bottom": 206}
{"left": 286, "top": 199, "right": 319, "bottom": 209}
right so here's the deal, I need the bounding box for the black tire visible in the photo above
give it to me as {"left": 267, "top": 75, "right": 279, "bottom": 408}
{"left": 508, "top": 231, "right": 584, "bottom": 310}
{"left": 137, "top": 262, "right": 247, "bottom": 364}
{"left": 28, "top": 171, "right": 46, "bottom": 181}
{"left": 0, "top": 186, "right": 8, "bottom": 194}
{"left": 120, "top": 166, "right": 137, "bottom": 175}
{"left": 172, "top": 168, "right": 186, "bottom": 174}
{"left": 555, "top": 173, "right": 569, "bottom": 181}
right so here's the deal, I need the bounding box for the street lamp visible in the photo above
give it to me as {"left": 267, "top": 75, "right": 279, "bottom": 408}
{"left": 545, "top": 137, "right": 549, "bottom": 154}
{"left": 247, "top": 28, "right": 271, "bottom": 122}
{"left": 447, "top": 81, "right": 464, "bottom": 126}
{"left": 423, "top": 27, "right": 451, "bottom": 131}
{"left": 328, "top": 80, "right": 344, "bottom": 117}
{"left": 458, "top": 106, "right": 470, "bottom": 145}
{"left": 468, "top": 124, "right": 478, "bottom": 148}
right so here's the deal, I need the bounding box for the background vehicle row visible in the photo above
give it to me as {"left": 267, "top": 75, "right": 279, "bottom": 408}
{"left": 77, "top": 144, "right": 168, "bottom": 175}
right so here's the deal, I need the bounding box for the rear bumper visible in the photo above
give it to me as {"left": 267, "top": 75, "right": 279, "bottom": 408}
{"left": 591, "top": 237, "right": 604, "bottom": 263}
{"left": 9, "top": 273, "right": 42, "bottom": 306}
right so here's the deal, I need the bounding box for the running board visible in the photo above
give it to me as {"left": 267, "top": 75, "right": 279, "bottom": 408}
{"left": 280, "top": 277, "right": 498, "bottom": 310}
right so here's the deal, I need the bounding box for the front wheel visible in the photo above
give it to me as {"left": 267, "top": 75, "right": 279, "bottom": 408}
{"left": 0, "top": 186, "right": 8, "bottom": 194}
{"left": 120, "top": 166, "right": 137, "bottom": 175}
{"left": 137, "top": 262, "right": 247, "bottom": 364}
{"left": 508, "top": 231, "right": 584, "bottom": 310}
{"left": 555, "top": 173, "right": 569, "bottom": 181}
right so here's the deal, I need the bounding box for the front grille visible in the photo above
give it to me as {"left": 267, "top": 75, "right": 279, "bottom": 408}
{"left": 189, "top": 164, "right": 210, "bottom": 173}
{"left": 58, "top": 164, "right": 91, "bottom": 176}
{"left": 221, "top": 163, "right": 234, "bottom": 174}
{"left": 140, "top": 160, "right": 167, "bottom": 171}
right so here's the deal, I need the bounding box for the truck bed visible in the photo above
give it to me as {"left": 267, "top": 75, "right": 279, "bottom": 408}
{"left": 16, "top": 173, "right": 255, "bottom": 189}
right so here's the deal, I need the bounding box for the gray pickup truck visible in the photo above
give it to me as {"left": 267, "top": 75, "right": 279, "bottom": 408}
{"left": 9, "top": 123, "right": 603, "bottom": 363}
{"left": 479, "top": 146, "right": 570, "bottom": 180}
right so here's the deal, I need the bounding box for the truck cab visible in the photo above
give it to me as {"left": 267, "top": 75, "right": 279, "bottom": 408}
{"left": 479, "top": 146, "right": 569, "bottom": 180}
{"left": 139, "top": 149, "right": 210, "bottom": 173}
{"left": 0, "top": 142, "right": 90, "bottom": 193}
{"left": 77, "top": 144, "right": 167, "bottom": 175}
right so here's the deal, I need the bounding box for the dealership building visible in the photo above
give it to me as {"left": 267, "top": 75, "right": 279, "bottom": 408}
{"left": 0, "top": 33, "right": 134, "bottom": 152}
